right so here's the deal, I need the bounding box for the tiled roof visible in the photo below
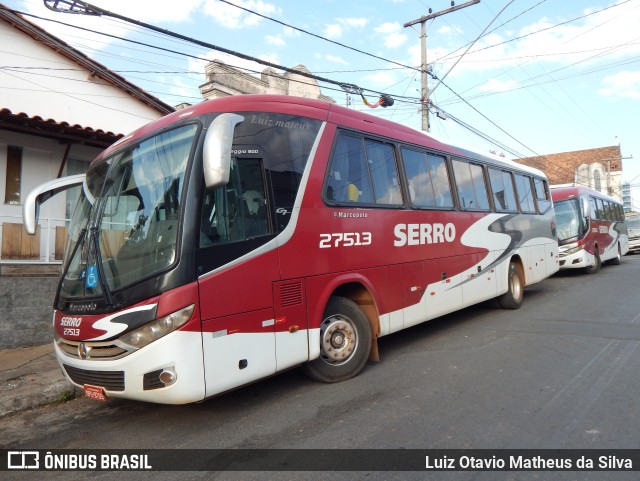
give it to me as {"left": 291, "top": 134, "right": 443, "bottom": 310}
{"left": 0, "top": 107, "right": 122, "bottom": 148}
{"left": 516, "top": 146, "right": 623, "bottom": 184}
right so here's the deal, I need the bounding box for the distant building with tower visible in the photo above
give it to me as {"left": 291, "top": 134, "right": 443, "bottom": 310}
{"left": 517, "top": 145, "right": 625, "bottom": 203}
{"left": 199, "top": 60, "right": 334, "bottom": 103}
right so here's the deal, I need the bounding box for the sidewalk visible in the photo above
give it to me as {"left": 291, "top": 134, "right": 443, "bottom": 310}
{"left": 0, "top": 344, "right": 79, "bottom": 418}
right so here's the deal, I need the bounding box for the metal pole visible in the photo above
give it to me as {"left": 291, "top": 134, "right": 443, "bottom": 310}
{"left": 404, "top": 1, "right": 481, "bottom": 133}
{"left": 420, "top": 21, "right": 429, "bottom": 131}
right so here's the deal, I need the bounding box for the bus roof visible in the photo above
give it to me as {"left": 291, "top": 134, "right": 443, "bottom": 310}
{"left": 96, "top": 94, "right": 546, "bottom": 178}
{"left": 550, "top": 184, "right": 621, "bottom": 204}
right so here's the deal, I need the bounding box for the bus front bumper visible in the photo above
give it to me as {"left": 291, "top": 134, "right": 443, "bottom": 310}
{"left": 54, "top": 331, "right": 205, "bottom": 404}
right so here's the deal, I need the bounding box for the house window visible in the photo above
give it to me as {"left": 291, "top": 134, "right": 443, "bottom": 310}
{"left": 4, "top": 145, "right": 22, "bottom": 205}
{"left": 593, "top": 169, "right": 601, "bottom": 192}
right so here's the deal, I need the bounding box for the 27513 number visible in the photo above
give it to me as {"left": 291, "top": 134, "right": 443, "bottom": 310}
{"left": 319, "top": 232, "right": 372, "bottom": 249}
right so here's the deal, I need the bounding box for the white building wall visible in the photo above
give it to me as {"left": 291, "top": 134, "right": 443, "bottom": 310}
{"left": 0, "top": 20, "right": 163, "bottom": 136}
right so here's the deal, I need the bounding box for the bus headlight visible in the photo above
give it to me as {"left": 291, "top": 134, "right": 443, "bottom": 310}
{"left": 120, "top": 304, "right": 195, "bottom": 349}
{"left": 563, "top": 245, "right": 583, "bottom": 256}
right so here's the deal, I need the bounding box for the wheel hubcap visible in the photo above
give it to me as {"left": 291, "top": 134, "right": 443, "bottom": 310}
{"left": 320, "top": 315, "right": 358, "bottom": 365}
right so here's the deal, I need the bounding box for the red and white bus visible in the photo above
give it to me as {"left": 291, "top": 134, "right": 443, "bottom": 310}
{"left": 24, "top": 95, "right": 558, "bottom": 404}
{"left": 551, "top": 184, "right": 628, "bottom": 273}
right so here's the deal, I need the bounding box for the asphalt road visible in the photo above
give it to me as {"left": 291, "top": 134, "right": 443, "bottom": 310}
{"left": 3, "top": 255, "right": 640, "bottom": 481}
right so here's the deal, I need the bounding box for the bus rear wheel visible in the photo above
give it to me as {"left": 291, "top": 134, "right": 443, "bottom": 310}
{"left": 304, "top": 296, "right": 372, "bottom": 383}
{"left": 584, "top": 249, "right": 601, "bottom": 274}
{"left": 497, "top": 261, "right": 523, "bottom": 310}
{"left": 609, "top": 244, "right": 622, "bottom": 266}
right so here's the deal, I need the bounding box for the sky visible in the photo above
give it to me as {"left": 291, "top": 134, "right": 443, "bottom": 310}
{"left": 4, "top": 0, "right": 640, "bottom": 208}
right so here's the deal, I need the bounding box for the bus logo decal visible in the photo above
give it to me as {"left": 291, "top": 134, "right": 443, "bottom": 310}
{"left": 394, "top": 223, "right": 456, "bottom": 247}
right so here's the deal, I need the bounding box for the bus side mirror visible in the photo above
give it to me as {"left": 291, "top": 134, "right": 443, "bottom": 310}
{"left": 22, "top": 174, "right": 86, "bottom": 235}
{"left": 203, "top": 113, "right": 245, "bottom": 189}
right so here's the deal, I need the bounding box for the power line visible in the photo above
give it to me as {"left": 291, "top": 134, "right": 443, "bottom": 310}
{"left": 8, "top": 3, "right": 630, "bottom": 192}
{"left": 218, "top": 0, "right": 422, "bottom": 75}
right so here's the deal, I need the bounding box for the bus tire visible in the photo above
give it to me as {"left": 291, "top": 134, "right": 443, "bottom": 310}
{"left": 609, "top": 244, "right": 622, "bottom": 265}
{"left": 584, "top": 248, "right": 601, "bottom": 274}
{"left": 304, "top": 296, "right": 372, "bottom": 383}
{"left": 497, "top": 261, "right": 523, "bottom": 310}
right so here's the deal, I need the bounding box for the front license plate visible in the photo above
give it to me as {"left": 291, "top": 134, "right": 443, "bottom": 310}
{"left": 84, "top": 385, "right": 107, "bottom": 401}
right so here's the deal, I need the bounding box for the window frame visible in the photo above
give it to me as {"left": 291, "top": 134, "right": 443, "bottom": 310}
{"left": 451, "top": 158, "right": 491, "bottom": 211}
{"left": 4, "top": 145, "right": 23, "bottom": 205}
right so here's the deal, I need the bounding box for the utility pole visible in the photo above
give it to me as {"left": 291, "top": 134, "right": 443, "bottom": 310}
{"left": 404, "top": 0, "right": 480, "bottom": 132}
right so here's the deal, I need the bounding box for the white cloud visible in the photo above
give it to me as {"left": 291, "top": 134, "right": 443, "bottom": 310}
{"left": 324, "top": 17, "right": 367, "bottom": 39}
{"left": 325, "top": 54, "right": 348, "bottom": 65}
{"left": 364, "top": 71, "right": 397, "bottom": 88}
{"left": 266, "top": 35, "right": 286, "bottom": 47}
{"left": 202, "top": 0, "right": 280, "bottom": 29}
{"left": 433, "top": 2, "right": 640, "bottom": 79}
{"left": 373, "top": 22, "right": 407, "bottom": 49}
{"left": 384, "top": 32, "right": 408, "bottom": 49}
{"left": 339, "top": 17, "right": 368, "bottom": 29}
{"left": 283, "top": 26, "right": 301, "bottom": 37}
{"left": 324, "top": 24, "right": 343, "bottom": 39}
{"left": 599, "top": 71, "right": 640, "bottom": 99}
{"left": 375, "top": 22, "right": 400, "bottom": 35}
{"left": 21, "top": 0, "right": 203, "bottom": 51}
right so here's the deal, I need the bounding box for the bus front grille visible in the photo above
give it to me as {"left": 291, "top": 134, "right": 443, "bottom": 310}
{"left": 63, "top": 364, "right": 125, "bottom": 391}
{"left": 57, "top": 339, "right": 129, "bottom": 360}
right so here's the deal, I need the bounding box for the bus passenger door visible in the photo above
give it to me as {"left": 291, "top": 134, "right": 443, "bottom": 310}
{"left": 273, "top": 279, "right": 308, "bottom": 370}
{"left": 197, "top": 156, "right": 279, "bottom": 396}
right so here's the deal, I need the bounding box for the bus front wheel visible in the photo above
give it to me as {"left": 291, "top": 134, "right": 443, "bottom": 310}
{"left": 304, "top": 296, "right": 372, "bottom": 383}
{"left": 584, "top": 249, "right": 601, "bottom": 274}
{"left": 497, "top": 261, "right": 524, "bottom": 310}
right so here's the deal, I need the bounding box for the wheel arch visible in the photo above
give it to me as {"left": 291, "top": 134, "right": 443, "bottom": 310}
{"left": 308, "top": 274, "right": 382, "bottom": 362}
{"left": 507, "top": 253, "right": 525, "bottom": 287}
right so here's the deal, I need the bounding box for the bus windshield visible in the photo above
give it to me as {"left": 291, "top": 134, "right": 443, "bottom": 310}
{"left": 554, "top": 198, "right": 584, "bottom": 244}
{"left": 60, "top": 123, "right": 199, "bottom": 299}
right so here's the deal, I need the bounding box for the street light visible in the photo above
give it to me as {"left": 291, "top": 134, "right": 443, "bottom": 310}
{"left": 44, "top": 0, "right": 103, "bottom": 15}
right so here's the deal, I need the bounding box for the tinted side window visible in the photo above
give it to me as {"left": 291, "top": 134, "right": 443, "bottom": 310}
{"left": 365, "top": 139, "right": 402, "bottom": 205}
{"left": 200, "top": 158, "right": 269, "bottom": 247}
{"left": 452, "top": 160, "right": 490, "bottom": 210}
{"left": 325, "top": 134, "right": 374, "bottom": 204}
{"left": 589, "top": 197, "right": 597, "bottom": 220}
{"left": 595, "top": 198, "right": 604, "bottom": 219}
{"left": 325, "top": 133, "right": 403, "bottom": 206}
{"left": 605, "top": 201, "right": 614, "bottom": 221}
{"left": 402, "top": 148, "right": 453, "bottom": 208}
{"left": 514, "top": 174, "right": 536, "bottom": 213}
{"left": 488, "top": 168, "right": 517, "bottom": 212}
{"left": 534, "top": 178, "right": 552, "bottom": 213}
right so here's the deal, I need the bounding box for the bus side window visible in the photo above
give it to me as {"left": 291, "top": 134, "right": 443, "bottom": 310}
{"left": 364, "top": 139, "right": 402, "bottom": 205}
{"left": 325, "top": 134, "right": 373, "bottom": 204}
{"left": 595, "top": 198, "right": 604, "bottom": 219}
{"left": 452, "top": 159, "right": 490, "bottom": 210}
{"left": 589, "top": 197, "right": 597, "bottom": 220}
{"left": 534, "top": 178, "right": 552, "bottom": 213}
{"left": 514, "top": 174, "right": 536, "bottom": 213}
{"left": 199, "top": 158, "right": 269, "bottom": 247}
{"left": 402, "top": 148, "right": 453, "bottom": 208}
{"left": 488, "top": 168, "right": 517, "bottom": 212}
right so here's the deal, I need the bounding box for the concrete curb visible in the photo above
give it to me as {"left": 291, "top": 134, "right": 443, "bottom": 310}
{"left": 0, "top": 344, "right": 79, "bottom": 418}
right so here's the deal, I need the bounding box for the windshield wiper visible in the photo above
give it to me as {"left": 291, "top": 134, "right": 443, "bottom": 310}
{"left": 89, "top": 226, "right": 115, "bottom": 308}
{"left": 59, "top": 226, "right": 88, "bottom": 284}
